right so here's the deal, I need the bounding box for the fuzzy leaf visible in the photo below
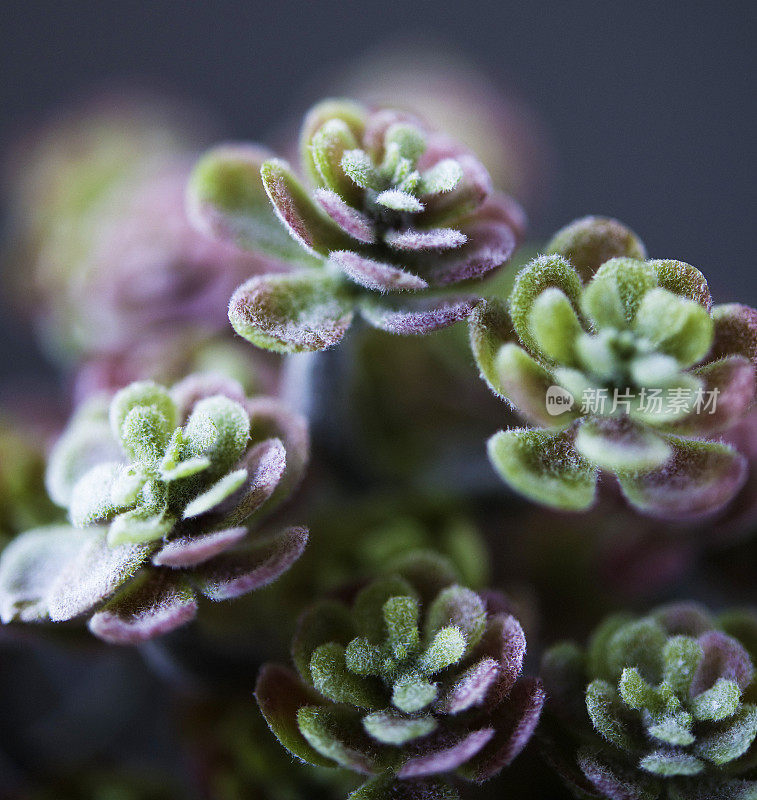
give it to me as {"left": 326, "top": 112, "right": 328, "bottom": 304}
{"left": 260, "top": 158, "right": 352, "bottom": 256}
{"left": 694, "top": 705, "right": 757, "bottom": 765}
{"left": 229, "top": 271, "right": 354, "bottom": 353}
{"left": 575, "top": 417, "right": 672, "bottom": 472}
{"left": 361, "top": 296, "right": 480, "bottom": 335}
{"left": 314, "top": 188, "right": 375, "bottom": 242}
{"left": 420, "top": 159, "right": 463, "bottom": 195}
{"left": 194, "top": 526, "right": 307, "bottom": 600}
{"left": 617, "top": 437, "right": 747, "bottom": 519}
{"left": 584, "top": 258, "right": 658, "bottom": 324}
{"left": 710, "top": 303, "right": 757, "bottom": 366}
{"left": 662, "top": 636, "right": 703, "bottom": 696}
{"left": 528, "top": 287, "right": 583, "bottom": 365}
{"left": 152, "top": 526, "right": 247, "bottom": 568}
{"left": 585, "top": 680, "right": 636, "bottom": 751}
{"left": 488, "top": 427, "right": 597, "bottom": 511}
{"left": 183, "top": 395, "right": 250, "bottom": 476}
{"left": 182, "top": 469, "right": 247, "bottom": 519}
{"left": 46, "top": 530, "right": 152, "bottom": 621}
{"left": 392, "top": 676, "right": 438, "bottom": 713}
{"left": 88, "top": 571, "right": 197, "bottom": 644}
{"left": 649, "top": 259, "right": 712, "bottom": 310}
{"left": 363, "top": 711, "right": 437, "bottom": 745}
{"left": 354, "top": 576, "right": 417, "bottom": 642}
{"left": 468, "top": 300, "right": 517, "bottom": 398}
{"left": 633, "top": 287, "right": 714, "bottom": 367}
{"left": 297, "top": 705, "right": 381, "bottom": 772}
{"left": 107, "top": 509, "right": 174, "bottom": 546}
{"left": 340, "top": 149, "right": 382, "bottom": 190}
{"left": 439, "top": 657, "right": 499, "bottom": 714}
{"left": 69, "top": 462, "right": 123, "bottom": 526}
{"left": 255, "top": 664, "right": 335, "bottom": 767}
{"left": 310, "top": 642, "right": 385, "bottom": 708}
{"left": 546, "top": 216, "right": 647, "bottom": 280}
{"left": 187, "top": 144, "right": 317, "bottom": 265}
{"left": 375, "top": 189, "right": 424, "bottom": 213}
{"left": 640, "top": 750, "right": 704, "bottom": 776}
{"left": 0, "top": 525, "right": 93, "bottom": 623}
{"left": 508, "top": 255, "right": 583, "bottom": 358}
{"left": 425, "top": 586, "right": 486, "bottom": 652}
{"left": 691, "top": 678, "right": 741, "bottom": 722}
{"left": 417, "top": 626, "right": 466, "bottom": 675}
{"left": 300, "top": 99, "right": 367, "bottom": 186}
{"left": 383, "top": 595, "right": 420, "bottom": 658}
{"left": 396, "top": 728, "right": 494, "bottom": 778}
{"left": 384, "top": 227, "right": 466, "bottom": 251}
{"left": 417, "top": 154, "right": 491, "bottom": 227}
{"left": 310, "top": 119, "right": 362, "bottom": 203}
{"left": 329, "top": 251, "right": 428, "bottom": 293}
{"left": 348, "top": 775, "right": 460, "bottom": 800}
{"left": 295, "top": 599, "right": 357, "bottom": 683}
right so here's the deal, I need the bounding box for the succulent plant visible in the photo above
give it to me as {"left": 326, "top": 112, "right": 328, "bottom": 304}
{"left": 541, "top": 602, "right": 757, "bottom": 800}
{"left": 256, "top": 554, "right": 544, "bottom": 799}
{"left": 470, "top": 217, "right": 757, "bottom": 517}
{"left": 0, "top": 374, "right": 309, "bottom": 643}
{"left": 187, "top": 98, "right": 525, "bottom": 353}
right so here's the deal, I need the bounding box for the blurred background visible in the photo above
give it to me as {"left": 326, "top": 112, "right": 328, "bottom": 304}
{"left": 1, "top": 0, "right": 755, "bottom": 385}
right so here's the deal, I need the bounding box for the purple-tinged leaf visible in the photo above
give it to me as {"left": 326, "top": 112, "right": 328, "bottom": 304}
{"left": 244, "top": 398, "right": 310, "bottom": 498}
{"left": 709, "top": 303, "right": 757, "bottom": 366}
{"left": 260, "top": 158, "right": 352, "bottom": 256}
{"left": 397, "top": 728, "right": 494, "bottom": 778}
{"left": 422, "top": 219, "right": 516, "bottom": 286}
{"left": 438, "top": 657, "right": 499, "bottom": 714}
{"left": 417, "top": 154, "right": 491, "bottom": 227}
{"left": 578, "top": 747, "right": 658, "bottom": 800}
{"left": 691, "top": 630, "right": 755, "bottom": 695}
{"left": 314, "top": 188, "right": 375, "bottom": 243}
{"left": 194, "top": 526, "right": 307, "bottom": 600}
{"left": 297, "top": 705, "right": 383, "bottom": 773}
{"left": 88, "top": 572, "right": 197, "bottom": 644}
{"left": 459, "top": 677, "right": 545, "bottom": 781}
{"left": 375, "top": 189, "right": 424, "bottom": 213}
{"left": 488, "top": 427, "right": 598, "bottom": 512}
{"left": 384, "top": 228, "right": 466, "bottom": 252}
{"left": 46, "top": 531, "right": 152, "bottom": 622}
{"left": 170, "top": 373, "right": 247, "bottom": 419}
{"left": 669, "top": 356, "right": 756, "bottom": 437}
{"left": 255, "top": 664, "right": 335, "bottom": 768}
{"left": 475, "top": 613, "right": 527, "bottom": 700}
{"left": 361, "top": 296, "right": 481, "bottom": 335}
{"left": 348, "top": 775, "right": 459, "bottom": 800}
{"left": 229, "top": 271, "right": 354, "bottom": 353}
{"left": 576, "top": 417, "right": 672, "bottom": 472}
{"left": 182, "top": 469, "right": 248, "bottom": 519}
{"left": 187, "top": 144, "right": 317, "bottom": 267}
{"left": 617, "top": 437, "right": 747, "bottom": 519}
{"left": 152, "top": 526, "right": 247, "bottom": 568}
{"left": 329, "top": 251, "right": 428, "bottom": 293}
{"left": 0, "top": 525, "right": 93, "bottom": 623}
{"left": 218, "top": 438, "right": 287, "bottom": 526}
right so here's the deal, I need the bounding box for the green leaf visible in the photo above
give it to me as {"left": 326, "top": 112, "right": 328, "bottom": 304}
{"left": 300, "top": 99, "right": 367, "bottom": 186}
{"left": 119, "top": 406, "right": 172, "bottom": 463}
{"left": 527, "top": 287, "right": 583, "bottom": 365}
{"left": 633, "top": 287, "right": 714, "bottom": 367}
{"left": 639, "top": 751, "right": 704, "bottom": 776}
{"left": 604, "top": 619, "right": 666, "bottom": 684}
{"left": 229, "top": 270, "right": 354, "bottom": 353}
{"left": 691, "top": 678, "right": 741, "bottom": 722}
{"left": 487, "top": 427, "right": 597, "bottom": 511}
{"left": 508, "top": 255, "right": 583, "bottom": 358}
{"left": 69, "top": 463, "right": 124, "bottom": 527}
{"left": 341, "top": 149, "right": 382, "bottom": 190}
{"left": 649, "top": 259, "right": 712, "bottom": 310}
{"left": 583, "top": 258, "right": 658, "bottom": 324}
{"left": 575, "top": 417, "right": 672, "bottom": 473}
{"left": 310, "top": 642, "right": 384, "bottom": 708}
{"left": 363, "top": 711, "right": 436, "bottom": 745}
{"left": 420, "top": 159, "right": 463, "bottom": 195}
{"left": 585, "top": 680, "right": 636, "bottom": 751}
{"left": 425, "top": 586, "right": 486, "bottom": 653}
{"left": 310, "top": 119, "right": 362, "bottom": 203}
{"left": 662, "top": 636, "right": 703, "bottom": 696}
{"left": 183, "top": 395, "right": 250, "bottom": 476}
{"left": 297, "top": 706, "right": 380, "bottom": 772}
{"left": 417, "top": 626, "right": 466, "bottom": 675}
{"left": 182, "top": 468, "right": 247, "bottom": 518}
{"left": 293, "top": 599, "right": 356, "bottom": 683}
{"left": 468, "top": 299, "right": 517, "bottom": 398}
{"left": 109, "top": 381, "right": 177, "bottom": 445}
{"left": 694, "top": 705, "right": 757, "bottom": 765}
{"left": 354, "top": 576, "right": 417, "bottom": 642}
{"left": 546, "top": 215, "right": 647, "bottom": 280}
{"left": 384, "top": 122, "right": 426, "bottom": 164}
{"left": 391, "top": 675, "right": 438, "bottom": 713}
{"left": 188, "top": 144, "right": 318, "bottom": 266}
{"left": 383, "top": 595, "right": 420, "bottom": 659}
{"left": 107, "top": 509, "right": 174, "bottom": 546}
{"left": 375, "top": 189, "right": 424, "bottom": 213}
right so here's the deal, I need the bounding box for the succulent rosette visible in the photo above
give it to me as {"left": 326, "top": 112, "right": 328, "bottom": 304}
{"left": 470, "top": 217, "right": 757, "bottom": 517}
{"left": 0, "top": 374, "right": 309, "bottom": 643}
{"left": 187, "top": 98, "right": 525, "bottom": 353}
{"left": 541, "top": 603, "right": 757, "bottom": 800}
{"left": 256, "top": 554, "right": 544, "bottom": 799}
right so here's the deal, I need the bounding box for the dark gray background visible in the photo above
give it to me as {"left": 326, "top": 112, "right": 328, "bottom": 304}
{"left": 1, "top": 0, "right": 755, "bottom": 382}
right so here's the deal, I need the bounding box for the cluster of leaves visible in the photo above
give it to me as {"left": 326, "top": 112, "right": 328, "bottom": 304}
{"left": 187, "top": 99, "right": 524, "bottom": 353}
{"left": 541, "top": 603, "right": 757, "bottom": 799}
{"left": 256, "top": 554, "right": 544, "bottom": 799}
{"left": 470, "top": 217, "right": 757, "bottom": 517}
{"left": 0, "top": 374, "right": 309, "bottom": 643}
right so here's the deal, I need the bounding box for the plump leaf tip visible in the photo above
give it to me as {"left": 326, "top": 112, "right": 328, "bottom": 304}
{"left": 0, "top": 374, "right": 310, "bottom": 643}
{"left": 255, "top": 554, "right": 544, "bottom": 799}
{"left": 469, "top": 217, "right": 757, "bottom": 517}
{"left": 541, "top": 603, "right": 757, "bottom": 800}
{"left": 188, "top": 99, "right": 526, "bottom": 353}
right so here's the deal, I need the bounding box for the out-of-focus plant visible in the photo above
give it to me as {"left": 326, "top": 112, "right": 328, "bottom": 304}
{"left": 188, "top": 99, "right": 524, "bottom": 353}
{"left": 256, "top": 553, "right": 543, "bottom": 799}
{"left": 541, "top": 603, "right": 757, "bottom": 799}
{"left": 0, "top": 374, "right": 309, "bottom": 643}
{"left": 470, "top": 217, "right": 757, "bottom": 517}
{"left": 2, "top": 95, "right": 280, "bottom": 389}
